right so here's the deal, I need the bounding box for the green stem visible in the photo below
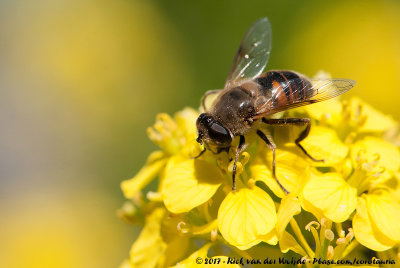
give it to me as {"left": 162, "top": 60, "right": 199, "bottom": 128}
{"left": 290, "top": 218, "right": 315, "bottom": 258}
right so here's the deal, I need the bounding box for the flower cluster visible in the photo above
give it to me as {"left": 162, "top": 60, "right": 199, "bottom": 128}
{"left": 119, "top": 79, "right": 400, "bottom": 267}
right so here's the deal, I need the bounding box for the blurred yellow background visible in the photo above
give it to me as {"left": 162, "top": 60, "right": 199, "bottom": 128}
{"left": 0, "top": 0, "right": 399, "bottom": 267}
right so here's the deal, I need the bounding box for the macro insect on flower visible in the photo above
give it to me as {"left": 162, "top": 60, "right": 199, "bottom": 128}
{"left": 119, "top": 17, "right": 400, "bottom": 268}
{"left": 195, "top": 17, "right": 355, "bottom": 193}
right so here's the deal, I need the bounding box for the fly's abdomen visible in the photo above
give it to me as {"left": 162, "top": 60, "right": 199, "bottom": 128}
{"left": 256, "top": 70, "right": 313, "bottom": 109}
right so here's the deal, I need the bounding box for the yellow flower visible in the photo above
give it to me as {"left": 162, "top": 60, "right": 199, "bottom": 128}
{"left": 121, "top": 150, "right": 167, "bottom": 199}
{"left": 128, "top": 208, "right": 167, "bottom": 268}
{"left": 302, "top": 172, "right": 357, "bottom": 223}
{"left": 276, "top": 196, "right": 307, "bottom": 256}
{"left": 300, "top": 99, "right": 400, "bottom": 252}
{"left": 161, "top": 155, "right": 224, "bottom": 213}
{"left": 346, "top": 97, "right": 397, "bottom": 133}
{"left": 250, "top": 147, "right": 310, "bottom": 198}
{"left": 128, "top": 111, "right": 279, "bottom": 251}
{"left": 353, "top": 191, "right": 400, "bottom": 251}
{"left": 218, "top": 185, "right": 277, "bottom": 250}
{"left": 120, "top": 81, "right": 400, "bottom": 266}
{"left": 121, "top": 108, "right": 200, "bottom": 199}
{"left": 126, "top": 207, "right": 190, "bottom": 268}
{"left": 159, "top": 146, "right": 279, "bottom": 249}
{"left": 299, "top": 126, "right": 349, "bottom": 166}
{"left": 121, "top": 106, "right": 279, "bottom": 256}
{"left": 350, "top": 136, "right": 400, "bottom": 183}
{"left": 305, "top": 100, "right": 343, "bottom": 126}
{"left": 304, "top": 96, "right": 397, "bottom": 136}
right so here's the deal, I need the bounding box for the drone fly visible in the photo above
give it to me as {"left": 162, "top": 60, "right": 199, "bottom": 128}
{"left": 196, "top": 17, "right": 355, "bottom": 193}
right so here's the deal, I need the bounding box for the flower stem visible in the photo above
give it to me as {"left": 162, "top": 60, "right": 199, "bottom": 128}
{"left": 290, "top": 218, "right": 315, "bottom": 258}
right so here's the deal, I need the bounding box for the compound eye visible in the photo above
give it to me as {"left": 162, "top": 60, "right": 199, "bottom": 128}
{"left": 209, "top": 123, "right": 231, "bottom": 144}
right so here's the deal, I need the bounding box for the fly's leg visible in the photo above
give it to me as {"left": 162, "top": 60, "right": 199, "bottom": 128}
{"left": 232, "top": 135, "right": 245, "bottom": 191}
{"left": 192, "top": 145, "right": 230, "bottom": 159}
{"left": 256, "top": 130, "right": 289, "bottom": 195}
{"left": 262, "top": 118, "right": 324, "bottom": 162}
{"left": 191, "top": 147, "right": 206, "bottom": 159}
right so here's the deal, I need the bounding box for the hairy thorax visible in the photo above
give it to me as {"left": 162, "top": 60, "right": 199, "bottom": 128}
{"left": 210, "top": 81, "right": 260, "bottom": 135}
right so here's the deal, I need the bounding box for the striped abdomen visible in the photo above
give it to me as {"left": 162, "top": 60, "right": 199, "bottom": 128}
{"left": 255, "top": 70, "right": 313, "bottom": 110}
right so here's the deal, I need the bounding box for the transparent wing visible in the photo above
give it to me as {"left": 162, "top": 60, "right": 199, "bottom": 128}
{"left": 254, "top": 78, "right": 356, "bottom": 117}
{"left": 225, "top": 17, "right": 272, "bottom": 87}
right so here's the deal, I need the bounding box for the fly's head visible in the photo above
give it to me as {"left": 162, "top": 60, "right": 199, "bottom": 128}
{"left": 196, "top": 113, "right": 233, "bottom": 153}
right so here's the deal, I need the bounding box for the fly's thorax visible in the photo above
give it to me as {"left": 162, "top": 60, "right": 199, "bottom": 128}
{"left": 210, "top": 86, "right": 257, "bottom": 135}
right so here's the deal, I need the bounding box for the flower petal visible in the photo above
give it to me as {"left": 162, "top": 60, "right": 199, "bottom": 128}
{"left": 350, "top": 97, "right": 396, "bottom": 133}
{"left": 218, "top": 186, "right": 277, "bottom": 250}
{"left": 351, "top": 136, "right": 400, "bottom": 180}
{"left": 250, "top": 148, "right": 310, "bottom": 198}
{"left": 129, "top": 208, "right": 167, "bottom": 268}
{"left": 302, "top": 172, "right": 357, "bottom": 222}
{"left": 121, "top": 151, "right": 167, "bottom": 198}
{"left": 305, "top": 98, "right": 342, "bottom": 127}
{"left": 365, "top": 190, "right": 400, "bottom": 243}
{"left": 353, "top": 197, "right": 394, "bottom": 251}
{"left": 161, "top": 236, "right": 190, "bottom": 267}
{"left": 259, "top": 229, "right": 278, "bottom": 245}
{"left": 279, "top": 231, "right": 307, "bottom": 256}
{"left": 300, "top": 126, "right": 349, "bottom": 166}
{"left": 161, "top": 156, "right": 223, "bottom": 213}
{"left": 276, "top": 196, "right": 301, "bottom": 238}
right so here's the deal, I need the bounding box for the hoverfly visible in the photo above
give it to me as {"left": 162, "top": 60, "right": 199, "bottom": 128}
{"left": 195, "top": 17, "right": 355, "bottom": 193}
